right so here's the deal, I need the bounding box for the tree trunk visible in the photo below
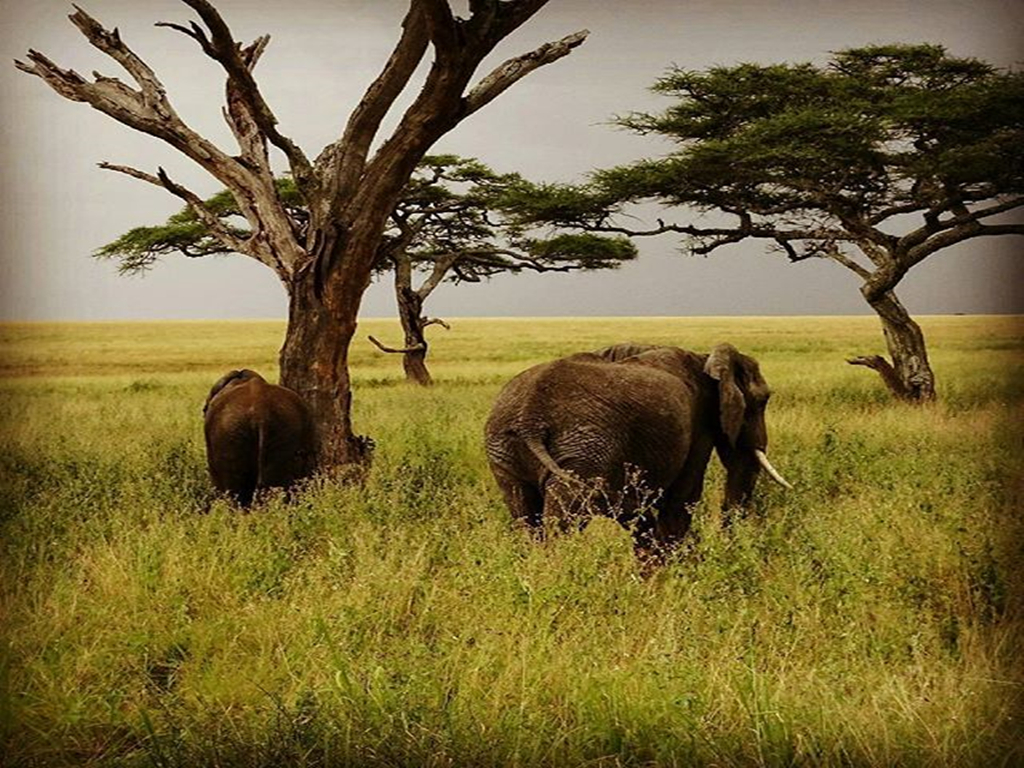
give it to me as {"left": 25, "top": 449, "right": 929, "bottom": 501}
{"left": 396, "top": 286, "right": 432, "bottom": 386}
{"left": 279, "top": 274, "right": 372, "bottom": 470}
{"left": 849, "top": 290, "right": 937, "bottom": 403}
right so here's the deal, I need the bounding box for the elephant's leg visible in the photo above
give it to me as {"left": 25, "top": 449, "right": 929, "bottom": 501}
{"left": 493, "top": 470, "right": 544, "bottom": 537}
{"left": 207, "top": 438, "right": 258, "bottom": 508}
{"left": 256, "top": 429, "right": 312, "bottom": 497}
{"left": 644, "top": 459, "right": 710, "bottom": 558}
{"left": 654, "top": 501, "right": 695, "bottom": 550}
{"left": 721, "top": 450, "right": 761, "bottom": 519}
{"left": 544, "top": 475, "right": 603, "bottom": 534}
{"left": 631, "top": 501, "right": 694, "bottom": 566}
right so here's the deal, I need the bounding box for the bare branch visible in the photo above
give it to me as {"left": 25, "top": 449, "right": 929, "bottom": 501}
{"left": 22, "top": 6, "right": 305, "bottom": 276}
{"left": 15, "top": 50, "right": 94, "bottom": 104}
{"left": 846, "top": 355, "right": 914, "bottom": 401}
{"left": 822, "top": 243, "right": 873, "bottom": 279}
{"left": 368, "top": 335, "right": 426, "bottom": 354}
{"left": 69, "top": 5, "right": 174, "bottom": 118}
{"left": 956, "top": 195, "right": 1024, "bottom": 222}
{"left": 418, "top": 0, "right": 458, "bottom": 54}
{"left": 98, "top": 161, "right": 260, "bottom": 264}
{"left": 465, "top": 0, "right": 549, "bottom": 46}
{"left": 153, "top": 20, "right": 215, "bottom": 57}
{"left": 320, "top": 4, "right": 430, "bottom": 208}
{"left": 690, "top": 212, "right": 754, "bottom": 255}
{"left": 335, "top": 4, "right": 587, "bottom": 291}
{"left": 496, "top": 0, "right": 550, "bottom": 32}
{"left": 98, "top": 161, "right": 164, "bottom": 187}
{"left": 904, "top": 219, "right": 1024, "bottom": 270}
{"left": 465, "top": 30, "right": 589, "bottom": 116}
{"left": 422, "top": 317, "right": 451, "bottom": 330}
{"left": 17, "top": 13, "right": 247, "bottom": 187}
{"left": 774, "top": 237, "right": 875, "bottom": 279}
{"left": 170, "top": 0, "right": 313, "bottom": 187}
{"left": 415, "top": 253, "right": 460, "bottom": 299}
{"left": 898, "top": 194, "right": 1024, "bottom": 255}
{"left": 867, "top": 201, "right": 929, "bottom": 225}
{"left": 464, "top": 249, "right": 576, "bottom": 272}
{"left": 221, "top": 35, "right": 273, "bottom": 168}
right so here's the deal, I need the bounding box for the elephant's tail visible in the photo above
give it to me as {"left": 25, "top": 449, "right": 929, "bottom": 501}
{"left": 522, "top": 433, "right": 575, "bottom": 484}
{"left": 255, "top": 418, "right": 268, "bottom": 492}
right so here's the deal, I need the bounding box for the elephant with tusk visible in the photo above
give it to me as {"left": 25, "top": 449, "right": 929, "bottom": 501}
{"left": 203, "top": 369, "right": 317, "bottom": 507}
{"left": 484, "top": 343, "right": 791, "bottom": 561}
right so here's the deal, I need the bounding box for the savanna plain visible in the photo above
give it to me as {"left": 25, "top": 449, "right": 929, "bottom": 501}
{"left": 1, "top": 315, "right": 1021, "bottom": 767}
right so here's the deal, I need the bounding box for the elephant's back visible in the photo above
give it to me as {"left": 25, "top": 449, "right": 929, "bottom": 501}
{"left": 203, "top": 380, "right": 263, "bottom": 496}
{"left": 488, "top": 357, "right": 688, "bottom": 425}
{"left": 487, "top": 358, "right": 690, "bottom": 474}
{"left": 205, "top": 378, "right": 261, "bottom": 434}
{"left": 206, "top": 380, "right": 313, "bottom": 444}
{"left": 540, "top": 356, "right": 687, "bottom": 412}
{"left": 546, "top": 360, "right": 692, "bottom": 467}
{"left": 259, "top": 382, "right": 313, "bottom": 429}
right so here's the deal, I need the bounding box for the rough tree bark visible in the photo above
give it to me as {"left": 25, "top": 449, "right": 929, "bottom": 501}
{"left": 848, "top": 290, "right": 936, "bottom": 402}
{"left": 368, "top": 287, "right": 438, "bottom": 386}
{"left": 18, "top": 1, "right": 588, "bottom": 467}
{"left": 368, "top": 249, "right": 456, "bottom": 386}
{"left": 396, "top": 286, "right": 433, "bottom": 386}
{"left": 784, "top": 239, "right": 942, "bottom": 404}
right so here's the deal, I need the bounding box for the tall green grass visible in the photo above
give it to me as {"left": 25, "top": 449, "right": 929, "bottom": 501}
{"left": 1, "top": 316, "right": 1021, "bottom": 767}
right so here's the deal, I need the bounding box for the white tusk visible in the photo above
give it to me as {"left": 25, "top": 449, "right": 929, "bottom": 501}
{"left": 755, "top": 449, "right": 793, "bottom": 489}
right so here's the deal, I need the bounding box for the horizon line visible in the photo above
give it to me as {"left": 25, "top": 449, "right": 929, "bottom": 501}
{"left": 1, "top": 313, "right": 1021, "bottom": 325}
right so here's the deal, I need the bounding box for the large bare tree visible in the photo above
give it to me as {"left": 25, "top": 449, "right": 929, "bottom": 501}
{"left": 17, "top": 1, "right": 587, "bottom": 465}
{"left": 95, "top": 156, "right": 636, "bottom": 387}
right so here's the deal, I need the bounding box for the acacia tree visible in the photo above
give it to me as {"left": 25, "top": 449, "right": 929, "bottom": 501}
{"left": 17, "top": 1, "right": 588, "bottom": 465}
{"left": 503, "top": 45, "right": 1024, "bottom": 402}
{"left": 97, "top": 155, "right": 636, "bottom": 385}
{"left": 368, "top": 156, "right": 636, "bottom": 384}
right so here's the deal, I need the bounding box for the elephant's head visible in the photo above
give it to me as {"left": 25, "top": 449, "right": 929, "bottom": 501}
{"left": 704, "top": 344, "right": 791, "bottom": 508}
{"left": 203, "top": 369, "right": 263, "bottom": 414}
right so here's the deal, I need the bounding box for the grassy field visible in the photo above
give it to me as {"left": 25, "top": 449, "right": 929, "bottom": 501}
{"left": 1, "top": 315, "right": 1021, "bottom": 767}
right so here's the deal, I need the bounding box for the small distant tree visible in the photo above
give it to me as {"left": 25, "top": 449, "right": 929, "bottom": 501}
{"left": 503, "top": 44, "right": 1024, "bottom": 402}
{"left": 369, "top": 156, "right": 636, "bottom": 384}
{"left": 99, "top": 155, "right": 636, "bottom": 385}
{"left": 18, "top": 1, "right": 587, "bottom": 468}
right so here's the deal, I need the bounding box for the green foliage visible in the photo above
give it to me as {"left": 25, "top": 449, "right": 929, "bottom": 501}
{"left": 521, "top": 232, "right": 636, "bottom": 268}
{"left": 496, "top": 180, "right": 623, "bottom": 229}
{"left": 625, "top": 44, "right": 1023, "bottom": 203}
{"left": 94, "top": 179, "right": 303, "bottom": 275}
{"left": 389, "top": 155, "right": 637, "bottom": 284}
{"left": 1, "top": 316, "right": 1022, "bottom": 766}
{"left": 96, "top": 156, "right": 634, "bottom": 285}
{"left": 94, "top": 221, "right": 230, "bottom": 274}
{"left": 509, "top": 44, "right": 1024, "bottom": 264}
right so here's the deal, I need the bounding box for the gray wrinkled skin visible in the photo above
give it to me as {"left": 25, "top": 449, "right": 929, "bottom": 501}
{"left": 484, "top": 343, "right": 776, "bottom": 561}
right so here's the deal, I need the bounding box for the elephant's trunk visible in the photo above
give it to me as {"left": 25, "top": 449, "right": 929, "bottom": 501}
{"left": 755, "top": 449, "right": 792, "bottom": 489}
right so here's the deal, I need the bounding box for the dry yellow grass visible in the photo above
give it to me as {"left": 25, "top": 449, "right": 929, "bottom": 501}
{"left": 0, "top": 316, "right": 1021, "bottom": 766}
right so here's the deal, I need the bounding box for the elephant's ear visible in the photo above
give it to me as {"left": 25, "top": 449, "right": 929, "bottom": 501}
{"left": 704, "top": 344, "right": 745, "bottom": 446}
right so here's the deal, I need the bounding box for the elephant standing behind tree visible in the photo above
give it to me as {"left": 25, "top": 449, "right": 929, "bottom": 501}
{"left": 203, "top": 369, "right": 317, "bottom": 506}
{"left": 484, "top": 343, "right": 791, "bottom": 560}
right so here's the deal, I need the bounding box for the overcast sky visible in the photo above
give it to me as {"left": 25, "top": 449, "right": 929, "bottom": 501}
{"left": 1, "top": 0, "right": 1021, "bottom": 321}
